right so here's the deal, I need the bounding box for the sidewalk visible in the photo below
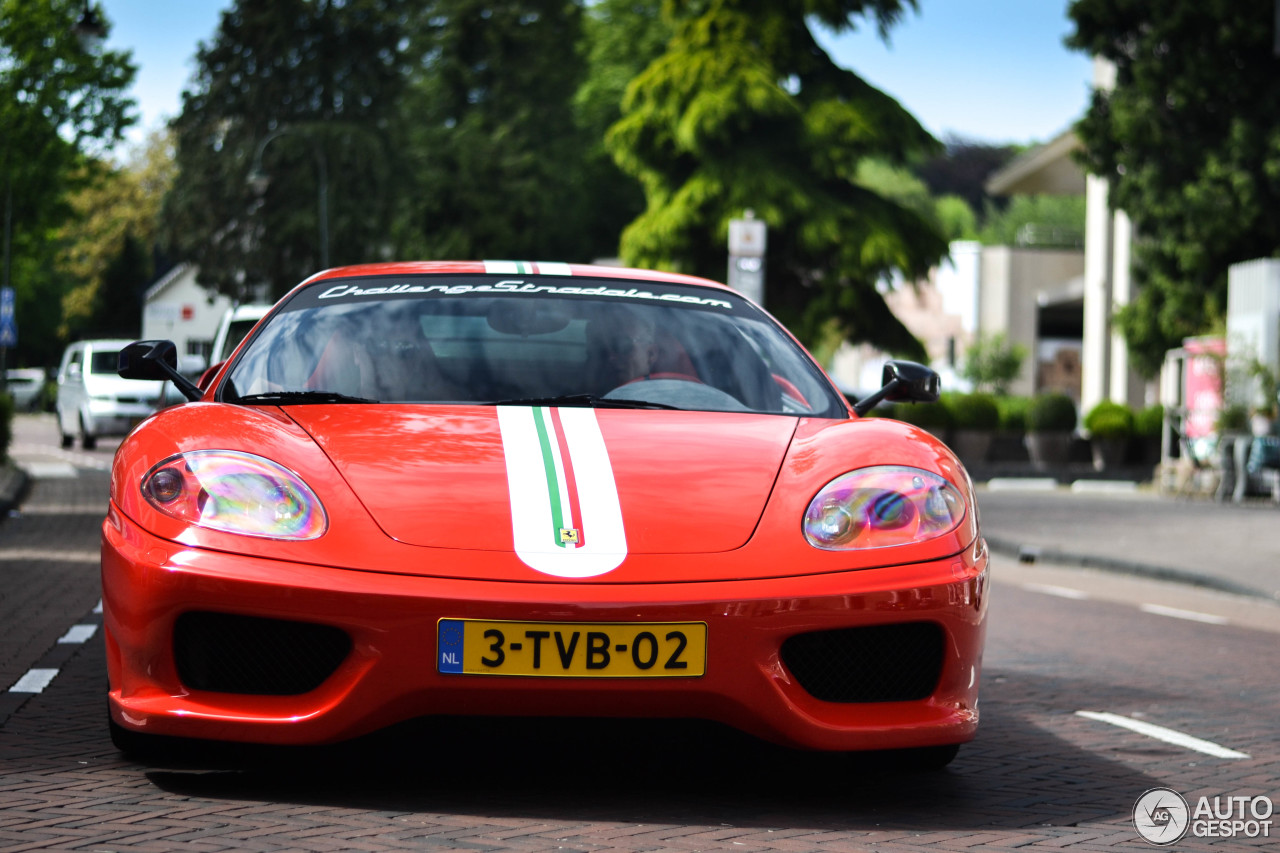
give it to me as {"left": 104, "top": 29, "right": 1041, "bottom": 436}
{"left": 977, "top": 481, "right": 1280, "bottom": 602}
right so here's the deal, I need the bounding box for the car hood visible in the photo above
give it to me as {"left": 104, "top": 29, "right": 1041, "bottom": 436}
{"left": 286, "top": 406, "right": 797, "bottom": 556}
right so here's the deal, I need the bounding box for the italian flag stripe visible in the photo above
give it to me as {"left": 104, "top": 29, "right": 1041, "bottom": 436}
{"left": 497, "top": 406, "right": 626, "bottom": 577}
{"left": 483, "top": 260, "right": 572, "bottom": 276}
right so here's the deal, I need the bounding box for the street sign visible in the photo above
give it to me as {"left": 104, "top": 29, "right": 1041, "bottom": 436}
{"left": 0, "top": 287, "right": 15, "bottom": 348}
{"left": 727, "top": 213, "right": 767, "bottom": 305}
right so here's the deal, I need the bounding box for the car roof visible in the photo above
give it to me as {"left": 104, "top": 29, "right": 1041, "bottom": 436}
{"left": 297, "top": 262, "right": 735, "bottom": 293}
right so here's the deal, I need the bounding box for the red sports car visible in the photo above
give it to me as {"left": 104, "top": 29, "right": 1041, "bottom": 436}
{"left": 104, "top": 261, "right": 987, "bottom": 767}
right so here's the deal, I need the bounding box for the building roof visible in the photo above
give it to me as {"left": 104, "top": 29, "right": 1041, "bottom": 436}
{"left": 985, "top": 129, "right": 1086, "bottom": 197}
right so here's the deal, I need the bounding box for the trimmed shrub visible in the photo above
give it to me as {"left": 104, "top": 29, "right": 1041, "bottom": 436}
{"left": 1083, "top": 400, "right": 1134, "bottom": 439}
{"left": 1027, "top": 393, "right": 1077, "bottom": 432}
{"left": 891, "top": 398, "right": 954, "bottom": 430}
{"left": 946, "top": 391, "right": 1000, "bottom": 430}
{"left": 1134, "top": 404, "right": 1163, "bottom": 439}
{"left": 996, "top": 395, "right": 1032, "bottom": 433}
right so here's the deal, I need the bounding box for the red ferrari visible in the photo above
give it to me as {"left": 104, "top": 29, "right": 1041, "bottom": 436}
{"left": 104, "top": 261, "right": 987, "bottom": 767}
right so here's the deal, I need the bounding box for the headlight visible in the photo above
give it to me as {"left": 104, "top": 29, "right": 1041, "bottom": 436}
{"left": 803, "top": 466, "right": 965, "bottom": 550}
{"left": 141, "top": 450, "right": 327, "bottom": 540}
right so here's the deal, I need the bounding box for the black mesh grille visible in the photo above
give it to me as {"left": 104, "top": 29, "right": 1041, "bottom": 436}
{"left": 174, "top": 611, "right": 352, "bottom": 696}
{"left": 780, "top": 622, "right": 944, "bottom": 703}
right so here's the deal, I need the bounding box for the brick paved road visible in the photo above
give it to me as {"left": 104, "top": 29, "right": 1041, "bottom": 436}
{"left": 1, "top": 415, "right": 1277, "bottom": 851}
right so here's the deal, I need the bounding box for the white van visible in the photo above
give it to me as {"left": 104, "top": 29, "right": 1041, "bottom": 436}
{"left": 211, "top": 304, "right": 272, "bottom": 366}
{"left": 56, "top": 339, "right": 166, "bottom": 449}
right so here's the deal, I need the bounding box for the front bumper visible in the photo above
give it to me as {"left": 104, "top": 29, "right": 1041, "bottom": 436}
{"left": 102, "top": 507, "right": 988, "bottom": 752}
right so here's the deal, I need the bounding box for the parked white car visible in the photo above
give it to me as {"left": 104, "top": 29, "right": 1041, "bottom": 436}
{"left": 5, "top": 368, "right": 47, "bottom": 411}
{"left": 56, "top": 340, "right": 166, "bottom": 449}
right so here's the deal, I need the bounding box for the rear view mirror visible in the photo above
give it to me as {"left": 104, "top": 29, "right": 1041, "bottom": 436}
{"left": 852, "top": 360, "right": 940, "bottom": 416}
{"left": 487, "top": 301, "right": 570, "bottom": 336}
{"left": 118, "top": 340, "right": 203, "bottom": 402}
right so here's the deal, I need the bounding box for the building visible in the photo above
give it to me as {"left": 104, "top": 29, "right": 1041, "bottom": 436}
{"left": 140, "top": 263, "right": 232, "bottom": 371}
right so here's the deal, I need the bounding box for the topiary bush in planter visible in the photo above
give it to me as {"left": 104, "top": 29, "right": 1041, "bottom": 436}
{"left": 890, "top": 396, "right": 955, "bottom": 441}
{"left": 1084, "top": 400, "right": 1134, "bottom": 470}
{"left": 1025, "top": 393, "right": 1077, "bottom": 471}
{"left": 945, "top": 392, "right": 999, "bottom": 464}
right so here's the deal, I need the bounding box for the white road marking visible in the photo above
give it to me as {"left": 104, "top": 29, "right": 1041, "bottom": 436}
{"left": 1022, "top": 583, "right": 1091, "bottom": 600}
{"left": 1076, "top": 711, "right": 1251, "bottom": 759}
{"left": 19, "top": 462, "right": 78, "bottom": 479}
{"left": 0, "top": 548, "right": 100, "bottom": 564}
{"left": 1139, "top": 603, "right": 1230, "bottom": 625}
{"left": 57, "top": 625, "right": 98, "bottom": 644}
{"left": 8, "top": 668, "right": 59, "bottom": 694}
{"left": 93, "top": 600, "right": 103, "bottom": 615}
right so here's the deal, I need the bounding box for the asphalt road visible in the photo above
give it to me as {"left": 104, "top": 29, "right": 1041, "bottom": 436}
{"left": 2, "top": 413, "right": 1278, "bottom": 851}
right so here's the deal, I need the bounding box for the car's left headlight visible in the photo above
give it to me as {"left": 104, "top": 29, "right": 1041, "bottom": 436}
{"left": 803, "top": 465, "right": 966, "bottom": 550}
{"left": 141, "top": 450, "right": 327, "bottom": 540}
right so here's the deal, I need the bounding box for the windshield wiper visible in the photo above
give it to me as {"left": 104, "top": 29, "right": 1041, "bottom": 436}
{"left": 487, "top": 393, "right": 678, "bottom": 410}
{"left": 236, "top": 390, "right": 379, "bottom": 405}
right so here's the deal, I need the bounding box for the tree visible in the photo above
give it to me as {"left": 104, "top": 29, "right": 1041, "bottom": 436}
{"left": 960, "top": 332, "right": 1027, "bottom": 396}
{"left": 396, "top": 0, "right": 596, "bottom": 261}
{"left": 572, "top": 0, "right": 674, "bottom": 260}
{"left": 0, "top": 0, "right": 136, "bottom": 365}
{"left": 916, "top": 136, "right": 1020, "bottom": 218}
{"left": 978, "top": 194, "right": 1085, "bottom": 248}
{"left": 606, "top": 0, "right": 947, "bottom": 357}
{"left": 163, "top": 0, "right": 411, "bottom": 300}
{"left": 59, "top": 129, "right": 176, "bottom": 338}
{"left": 1068, "top": 0, "right": 1280, "bottom": 376}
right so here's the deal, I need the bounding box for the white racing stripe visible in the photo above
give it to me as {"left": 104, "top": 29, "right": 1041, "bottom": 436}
{"left": 1076, "top": 711, "right": 1251, "bottom": 759}
{"left": 498, "top": 406, "right": 627, "bottom": 577}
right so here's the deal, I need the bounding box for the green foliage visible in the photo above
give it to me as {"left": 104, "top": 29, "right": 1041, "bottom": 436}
{"left": 606, "top": 0, "right": 944, "bottom": 358}
{"left": 1068, "top": 0, "right": 1280, "bottom": 377}
{"left": 915, "top": 136, "right": 1019, "bottom": 217}
{"left": 397, "top": 0, "right": 601, "bottom": 263}
{"left": 978, "top": 194, "right": 1085, "bottom": 248}
{"left": 996, "top": 395, "right": 1031, "bottom": 433}
{"left": 1026, "top": 392, "right": 1077, "bottom": 432}
{"left": 945, "top": 391, "right": 999, "bottom": 431}
{"left": 0, "top": 392, "right": 12, "bottom": 461}
{"left": 1, "top": 0, "right": 136, "bottom": 367}
{"left": 960, "top": 332, "right": 1027, "bottom": 395}
{"left": 890, "top": 399, "right": 953, "bottom": 430}
{"left": 1134, "top": 404, "right": 1164, "bottom": 439}
{"left": 935, "top": 195, "right": 978, "bottom": 241}
{"left": 164, "top": 0, "right": 410, "bottom": 299}
{"left": 1083, "top": 400, "right": 1134, "bottom": 440}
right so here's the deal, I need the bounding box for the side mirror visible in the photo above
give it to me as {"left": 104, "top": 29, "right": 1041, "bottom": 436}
{"left": 852, "top": 360, "right": 940, "bottom": 417}
{"left": 118, "top": 340, "right": 203, "bottom": 402}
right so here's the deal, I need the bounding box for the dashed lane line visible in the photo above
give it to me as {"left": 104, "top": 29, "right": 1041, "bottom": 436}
{"left": 0, "top": 548, "right": 100, "bottom": 563}
{"left": 7, "top": 669, "right": 58, "bottom": 694}
{"left": 1076, "top": 711, "right": 1251, "bottom": 760}
{"left": 1138, "top": 603, "right": 1230, "bottom": 625}
{"left": 58, "top": 625, "right": 98, "bottom": 644}
{"left": 1020, "top": 582, "right": 1237, "bottom": 627}
{"left": 1021, "top": 583, "right": 1091, "bottom": 600}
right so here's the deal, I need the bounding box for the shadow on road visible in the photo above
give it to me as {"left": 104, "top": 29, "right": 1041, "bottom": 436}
{"left": 141, "top": 675, "right": 1158, "bottom": 833}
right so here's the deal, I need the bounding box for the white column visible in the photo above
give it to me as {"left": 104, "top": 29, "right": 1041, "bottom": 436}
{"left": 1081, "top": 173, "right": 1113, "bottom": 411}
{"left": 1108, "top": 209, "right": 1135, "bottom": 405}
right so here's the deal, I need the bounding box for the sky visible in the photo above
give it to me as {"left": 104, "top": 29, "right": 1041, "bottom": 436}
{"left": 103, "top": 0, "right": 1095, "bottom": 150}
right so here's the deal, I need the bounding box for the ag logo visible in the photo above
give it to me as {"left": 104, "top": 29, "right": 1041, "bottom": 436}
{"left": 1134, "top": 787, "right": 1190, "bottom": 845}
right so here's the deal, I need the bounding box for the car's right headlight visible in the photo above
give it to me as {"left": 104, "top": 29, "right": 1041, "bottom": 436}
{"left": 803, "top": 465, "right": 966, "bottom": 550}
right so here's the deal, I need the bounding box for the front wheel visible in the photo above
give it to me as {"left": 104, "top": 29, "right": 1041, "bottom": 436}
{"left": 78, "top": 416, "right": 96, "bottom": 451}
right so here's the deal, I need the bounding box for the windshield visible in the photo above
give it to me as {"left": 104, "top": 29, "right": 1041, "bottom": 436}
{"left": 223, "top": 275, "right": 846, "bottom": 417}
{"left": 90, "top": 350, "right": 121, "bottom": 375}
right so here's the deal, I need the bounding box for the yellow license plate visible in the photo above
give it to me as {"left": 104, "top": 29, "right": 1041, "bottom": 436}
{"left": 437, "top": 619, "right": 706, "bottom": 678}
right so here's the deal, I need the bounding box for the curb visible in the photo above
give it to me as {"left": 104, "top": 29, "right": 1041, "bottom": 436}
{"left": 0, "top": 461, "right": 30, "bottom": 519}
{"left": 984, "top": 535, "right": 1278, "bottom": 603}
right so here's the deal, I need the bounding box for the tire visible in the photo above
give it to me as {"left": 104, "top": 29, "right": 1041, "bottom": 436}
{"left": 60, "top": 431, "right": 73, "bottom": 449}
{"left": 79, "top": 416, "right": 96, "bottom": 451}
